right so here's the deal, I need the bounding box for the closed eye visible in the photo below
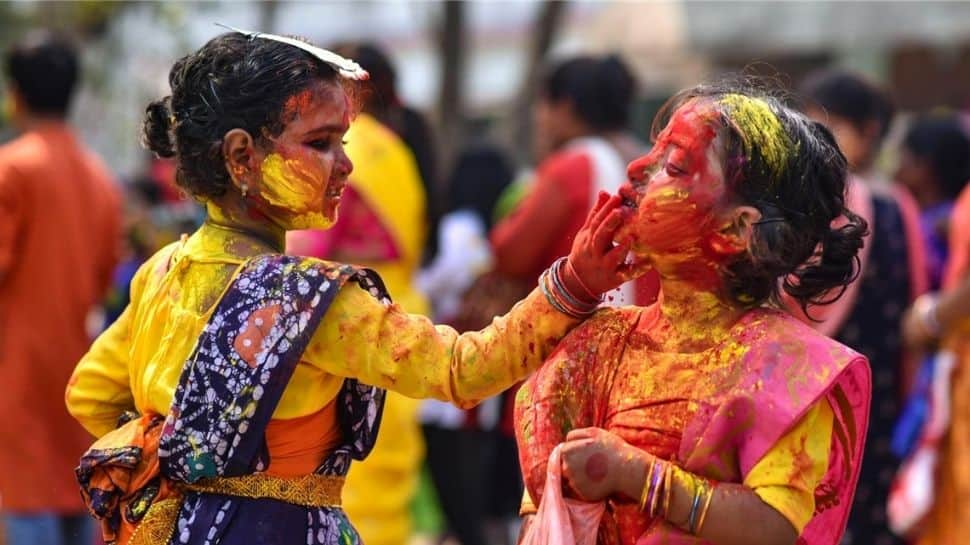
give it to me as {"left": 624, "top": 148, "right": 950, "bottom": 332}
{"left": 665, "top": 162, "right": 687, "bottom": 176}
{"left": 306, "top": 139, "right": 331, "bottom": 151}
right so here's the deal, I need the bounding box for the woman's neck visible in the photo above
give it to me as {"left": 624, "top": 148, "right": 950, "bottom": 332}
{"left": 649, "top": 278, "right": 747, "bottom": 352}
{"left": 205, "top": 200, "right": 286, "bottom": 254}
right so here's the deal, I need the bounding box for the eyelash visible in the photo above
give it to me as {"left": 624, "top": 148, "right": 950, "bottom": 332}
{"left": 665, "top": 162, "right": 686, "bottom": 176}
{"left": 307, "top": 138, "right": 349, "bottom": 151}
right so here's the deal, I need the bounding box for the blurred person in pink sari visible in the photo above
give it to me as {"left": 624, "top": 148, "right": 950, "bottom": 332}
{"left": 799, "top": 71, "right": 928, "bottom": 545}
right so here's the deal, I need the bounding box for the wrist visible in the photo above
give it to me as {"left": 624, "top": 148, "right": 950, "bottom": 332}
{"left": 618, "top": 449, "right": 651, "bottom": 501}
{"left": 540, "top": 258, "right": 601, "bottom": 319}
{"left": 563, "top": 258, "right": 600, "bottom": 302}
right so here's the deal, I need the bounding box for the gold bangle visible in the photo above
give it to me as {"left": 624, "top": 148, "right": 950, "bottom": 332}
{"left": 661, "top": 461, "right": 673, "bottom": 519}
{"left": 668, "top": 465, "right": 697, "bottom": 529}
{"left": 695, "top": 482, "right": 716, "bottom": 535}
{"left": 648, "top": 460, "right": 665, "bottom": 517}
{"left": 639, "top": 458, "right": 656, "bottom": 512}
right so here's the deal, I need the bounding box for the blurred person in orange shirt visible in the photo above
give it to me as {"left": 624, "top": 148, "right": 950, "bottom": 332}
{"left": 0, "top": 31, "right": 121, "bottom": 545}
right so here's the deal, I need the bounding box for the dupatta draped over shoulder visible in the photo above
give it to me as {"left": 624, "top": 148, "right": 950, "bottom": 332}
{"left": 516, "top": 306, "right": 870, "bottom": 545}
{"left": 76, "top": 254, "right": 391, "bottom": 545}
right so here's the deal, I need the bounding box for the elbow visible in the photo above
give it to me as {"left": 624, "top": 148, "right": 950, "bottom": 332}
{"left": 64, "top": 377, "right": 105, "bottom": 438}
{"left": 64, "top": 379, "right": 82, "bottom": 421}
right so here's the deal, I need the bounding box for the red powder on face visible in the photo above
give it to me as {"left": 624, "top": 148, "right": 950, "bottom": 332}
{"left": 585, "top": 452, "right": 609, "bottom": 483}
{"left": 619, "top": 99, "right": 741, "bottom": 293}
{"left": 283, "top": 89, "right": 316, "bottom": 121}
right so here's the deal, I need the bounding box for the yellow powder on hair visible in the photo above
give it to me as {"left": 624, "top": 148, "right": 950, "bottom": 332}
{"left": 719, "top": 94, "right": 792, "bottom": 179}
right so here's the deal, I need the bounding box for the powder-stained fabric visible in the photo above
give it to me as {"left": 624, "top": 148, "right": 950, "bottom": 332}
{"left": 516, "top": 306, "right": 870, "bottom": 545}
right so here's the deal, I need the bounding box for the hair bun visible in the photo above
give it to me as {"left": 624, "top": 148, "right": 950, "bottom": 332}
{"left": 142, "top": 96, "right": 176, "bottom": 158}
{"left": 786, "top": 210, "right": 868, "bottom": 307}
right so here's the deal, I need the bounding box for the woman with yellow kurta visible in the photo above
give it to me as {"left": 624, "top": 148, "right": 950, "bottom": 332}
{"left": 64, "top": 30, "right": 643, "bottom": 545}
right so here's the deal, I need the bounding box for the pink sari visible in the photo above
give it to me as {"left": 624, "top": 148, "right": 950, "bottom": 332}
{"left": 516, "top": 306, "right": 871, "bottom": 545}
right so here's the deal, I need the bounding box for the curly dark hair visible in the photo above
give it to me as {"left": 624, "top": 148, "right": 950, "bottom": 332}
{"left": 653, "top": 82, "right": 868, "bottom": 313}
{"left": 142, "top": 32, "right": 349, "bottom": 200}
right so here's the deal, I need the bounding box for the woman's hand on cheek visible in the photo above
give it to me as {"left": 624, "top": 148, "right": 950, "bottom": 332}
{"left": 564, "top": 192, "right": 652, "bottom": 298}
{"left": 560, "top": 427, "right": 645, "bottom": 502}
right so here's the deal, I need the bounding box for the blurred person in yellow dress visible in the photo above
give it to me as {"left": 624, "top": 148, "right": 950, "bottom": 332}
{"left": 287, "top": 43, "right": 431, "bottom": 545}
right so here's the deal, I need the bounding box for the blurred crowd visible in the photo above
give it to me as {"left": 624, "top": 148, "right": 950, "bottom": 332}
{"left": 1, "top": 26, "right": 970, "bottom": 545}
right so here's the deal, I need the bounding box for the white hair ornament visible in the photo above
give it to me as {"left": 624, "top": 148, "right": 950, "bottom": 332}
{"left": 216, "top": 24, "right": 369, "bottom": 81}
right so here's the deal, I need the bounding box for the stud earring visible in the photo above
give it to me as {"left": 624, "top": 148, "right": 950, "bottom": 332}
{"left": 241, "top": 182, "right": 249, "bottom": 198}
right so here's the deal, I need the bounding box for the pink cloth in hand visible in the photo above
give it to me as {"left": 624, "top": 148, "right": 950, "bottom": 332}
{"left": 521, "top": 444, "right": 605, "bottom": 545}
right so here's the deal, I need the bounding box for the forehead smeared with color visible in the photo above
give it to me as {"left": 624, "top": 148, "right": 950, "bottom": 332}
{"left": 717, "top": 94, "right": 793, "bottom": 179}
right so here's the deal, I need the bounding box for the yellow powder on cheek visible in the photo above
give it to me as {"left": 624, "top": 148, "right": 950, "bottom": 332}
{"left": 259, "top": 153, "right": 325, "bottom": 214}
{"left": 718, "top": 94, "right": 793, "bottom": 179}
{"left": 259, "top": 153, "right": 333, "bottom": 229}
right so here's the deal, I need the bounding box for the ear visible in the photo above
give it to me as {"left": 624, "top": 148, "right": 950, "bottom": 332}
{"left": 709, "top": 205, "right": 763, "bottom": 256}
{"left": 222, "top": 128, "right": 260, "bottom": 192}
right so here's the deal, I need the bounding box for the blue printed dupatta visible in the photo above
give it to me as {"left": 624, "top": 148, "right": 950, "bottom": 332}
{"left": 161, "top": 255, "right": 390, "bottom": 545}
{"left": 78, "top": 254, "right": 391, "bottom": 545}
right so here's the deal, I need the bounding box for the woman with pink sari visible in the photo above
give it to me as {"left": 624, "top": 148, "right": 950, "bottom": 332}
{"left": 515, "top": 83, "right": 871, "bottom": 545}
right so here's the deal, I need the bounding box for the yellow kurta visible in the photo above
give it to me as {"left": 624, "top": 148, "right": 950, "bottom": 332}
{"left": 338, "top": 113, "right": 429, "bottom": 545}
{"left": 66, "top": 222, "right": 575, "bottom": 449}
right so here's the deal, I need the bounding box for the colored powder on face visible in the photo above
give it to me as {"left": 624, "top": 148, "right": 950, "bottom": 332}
{"left": 283, "top": 89, "right": 315, "bottom": 123}
{"left": 718, "top": 94, "right": 792, "bottom": 180}
{"left": 259, "top": 152, "right": 332, "bottom": 230}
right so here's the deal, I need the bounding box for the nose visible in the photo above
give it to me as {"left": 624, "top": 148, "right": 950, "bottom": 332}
{"left": 336, "top": 148, "right": 353, "bottom": 179}
{"left": 626, "top": 153, "right": 652, "bottom": 183}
